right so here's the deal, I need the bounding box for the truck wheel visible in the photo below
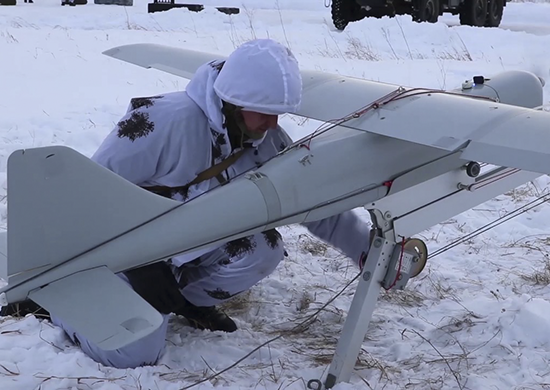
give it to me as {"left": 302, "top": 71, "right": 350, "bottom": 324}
{"left": 459, "top": 0, "right": 488, "bottom": 27}
{"left": 413, "top": 0, "right": 440, "bottom": 23}
{"left": 331, "top": 0, "right": 364, "bottom": 30}
{"left": 485, "top": 0, "right": 503, "bottom": 27}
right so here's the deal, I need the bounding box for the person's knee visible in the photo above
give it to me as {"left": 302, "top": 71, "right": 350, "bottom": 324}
{"left": 99, "top": 342, "right": 165, "bottom": 369}
{"left": 73, "top": 329, "right": 167, "bottom": 369}
{"left": 253, "top": 230, "right": 286, "bottom": 276}
{"left": 52, "top": 314, "right": 169, "bottom": 369}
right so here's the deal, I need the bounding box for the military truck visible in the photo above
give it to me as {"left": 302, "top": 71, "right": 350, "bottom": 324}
{"left": 331, "top": 0, "right": 505, "bottom": 30}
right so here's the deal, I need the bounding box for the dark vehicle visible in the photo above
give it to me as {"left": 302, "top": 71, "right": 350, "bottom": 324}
{"left": 331, "top": 0, "right": 505, "bottom": 30}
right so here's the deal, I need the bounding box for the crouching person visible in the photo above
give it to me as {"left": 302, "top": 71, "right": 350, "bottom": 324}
{"left": 1, "top": 38, "right": 373, "bottom": 369}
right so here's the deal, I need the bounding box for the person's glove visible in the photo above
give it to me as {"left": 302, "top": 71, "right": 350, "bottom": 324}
{"left": 124, "top": 261, "right": 187, "bottom": 314}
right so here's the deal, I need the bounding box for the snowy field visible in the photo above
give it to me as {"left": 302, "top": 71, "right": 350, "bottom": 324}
{"left": 1, "top": 0, "right": 550, "bottom": 389}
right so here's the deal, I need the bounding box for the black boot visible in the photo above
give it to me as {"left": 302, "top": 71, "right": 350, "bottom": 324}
{"left": 175, "top": 301, "right": 237, "bottom": 333}
{"left": 1, "top": 300, "right": 50, "bottom": 320}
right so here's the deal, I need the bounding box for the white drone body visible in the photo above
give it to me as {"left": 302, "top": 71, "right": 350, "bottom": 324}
{"left": 0, "top": 43, "right": 548, "bottom": 389}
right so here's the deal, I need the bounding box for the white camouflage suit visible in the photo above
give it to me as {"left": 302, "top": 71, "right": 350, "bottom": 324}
{"left": 52, "top": 39, "right": 372, "bottom": 369}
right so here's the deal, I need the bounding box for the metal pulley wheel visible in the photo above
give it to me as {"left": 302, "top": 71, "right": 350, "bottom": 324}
{"left": 403, "top": 238, "right": 428, "bottom": 278}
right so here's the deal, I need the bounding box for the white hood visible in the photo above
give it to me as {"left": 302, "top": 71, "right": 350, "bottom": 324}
{"left": 186, "top": 39, "right": 302, "bottom": 161}
{"left": 214, "top": 39, "right": 302, "bottom": 115}
{"left": 186, "top": 58, "right": 233, "bottom": 161}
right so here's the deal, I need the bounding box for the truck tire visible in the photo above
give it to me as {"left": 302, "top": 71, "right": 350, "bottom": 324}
{"left": 459, "top": 0, "right": 488, "bottom": 27}
{"left": 331, "top": 0, "right": 365, "bottom": 30}
{"left": 413, "top": 0, "right": 440, "bottom": 23}
{"left": 485, "top": 0, "right": 503, "bottom": 27}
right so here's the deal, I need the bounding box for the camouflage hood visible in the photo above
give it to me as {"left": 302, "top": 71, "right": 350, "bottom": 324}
{"left": 186, "top": 59, "right": 234, "bottom": 163}
{"left": 213, "top": 39, "right": 302, "bottom": 116}
{"left": 186, "top": 39, "right": 302, "bottom": 163}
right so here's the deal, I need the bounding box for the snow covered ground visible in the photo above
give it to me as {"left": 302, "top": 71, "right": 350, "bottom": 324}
{"left": 1, "top": 1, "right": 550, "bottom": 389}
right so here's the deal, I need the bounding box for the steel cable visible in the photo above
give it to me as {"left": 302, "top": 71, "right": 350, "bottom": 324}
{"left": 428, "top": 192, "right": 550, "bottom": 259}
